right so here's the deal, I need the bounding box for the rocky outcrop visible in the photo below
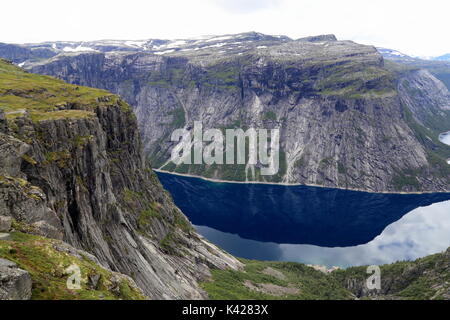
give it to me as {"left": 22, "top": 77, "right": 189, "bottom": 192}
{"left": 297, "top": 34, "right": 338, "bottom": 42}
{"left": 0, "top": 216, "right": 11, "bottom": 232}
{"left": 333, "top": 247, "right": 450, "bottom": 300}
{"left": 0, "top": 59, "right": 241, "bottom": 299}
{"left": 0, "top": 258, "right": 32, "bottom": 300}
{"left": 0, "top": 43, "right": 55, "bottom": 64}
{"left": 0, "top": 110, "right": 6, "bottom": 132}
{"left": 398, "top": 69, "right": 450, "bottom": 131}
{"left": 0, "top": 232, "right": 147, "bottom": 300}
{"left": 24, "top": 34, "right": 450, "bottom": 192}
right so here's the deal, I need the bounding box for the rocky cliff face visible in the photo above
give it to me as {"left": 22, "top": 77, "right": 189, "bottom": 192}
{"left": 0, "top": 59, "right": 241, "bottom": 299}
{"left": 21, "top": 33, "right": 450, "bottom": 192}
{"left": 333, "top": 247, "right": 450, "bottom": 300}
{"left": 0, "top": 43, "right": 55, "bottom": 64}
{"left": 377, "top": 47, "right": 450, "bottom": 91}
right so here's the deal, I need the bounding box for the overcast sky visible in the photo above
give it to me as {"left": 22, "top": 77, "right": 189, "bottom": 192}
{"left": 1, "top": 0, "right": 449, "bottom": 57}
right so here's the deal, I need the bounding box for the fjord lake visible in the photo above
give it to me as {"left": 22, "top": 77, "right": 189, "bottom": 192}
{"left": 157, "top": 172, "right": 450, "bottom": 268}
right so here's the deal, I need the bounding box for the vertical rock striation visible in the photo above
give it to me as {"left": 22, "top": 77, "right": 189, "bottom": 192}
{"left": 25, "top": 35, "right": 450, "bottom": 192}
{"left": 0, "top": 59, "right": 241, "bottom": 299}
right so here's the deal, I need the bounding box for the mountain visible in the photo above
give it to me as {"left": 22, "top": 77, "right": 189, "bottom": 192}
{"left": 434, "top": 54, "right": 450, "bottom": 62}
{"left": 377, "top": 47, "right": 450, "bottom": 91}
{"left": 0, "top": 58, "right": 241, "bottom": 299}
{"left": 0, "top": 54, "right": 449, "bottom": 301}
{"left": 2, "top": 32, "right": 292, "bottom": 62}
{"left": 0, "top": 43, "right": 56, "bottom": 64}
{"left": 376, "top": 47, "right": 416, "bottom": 61}
{"left": 9, "top": 33, "right": 449, "bottom": 193}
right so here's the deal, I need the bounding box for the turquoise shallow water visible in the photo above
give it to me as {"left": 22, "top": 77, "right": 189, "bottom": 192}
{"left": 157, "top": 172, "right": 450, "bottom": 267}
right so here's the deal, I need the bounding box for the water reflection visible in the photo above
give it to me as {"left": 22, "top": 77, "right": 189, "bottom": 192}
{"left": 196, "top": 200, "right": 450, "bottom": 267}
{"left": 157, "top": 172, "right": 450, "bottom": 267}
{"left": 158, "top": 172, "right": 450, "bottom": 246}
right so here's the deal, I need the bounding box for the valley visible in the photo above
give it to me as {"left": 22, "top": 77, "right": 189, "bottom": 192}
{"left": 2, "top": 32, "right": 449, "bottom": 192}
{"left": 0, "top": 32, "right": 449, "bottom": 301}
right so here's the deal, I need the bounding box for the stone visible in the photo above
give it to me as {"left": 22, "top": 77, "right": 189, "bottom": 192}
{"left": 31, "top": 220, "right": 63, "bottom": 240}
{"left": 88, "top": 274, "right": 101, "bottom": 289}
{"left": 0, "top": 258, "right": 32, "bottom": 300}
{"left": 0, "top": 216, "right": 12, "bottom": 232}
{"left": 0, "top": 233, "right": 11, "bottom": 241}
{"left": 0, "top": 109, "right": 6, "bottom": 133}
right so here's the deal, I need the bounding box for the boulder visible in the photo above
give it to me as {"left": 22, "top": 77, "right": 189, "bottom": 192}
{"left": 0, "top": 233, "right": 11, "bottom": 241}
{"left": 0, "top": 215, "right": 12, "bottom": 232}
{"left": 0, "top": 258, "right": 32, "bottom": 300}
{"left": 0, "top": 109, "right": 6, "bottom": 133}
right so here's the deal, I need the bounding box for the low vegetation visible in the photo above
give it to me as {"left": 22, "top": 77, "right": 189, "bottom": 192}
{"left": 200, "top": 259, "right": 352, "bottom": 300}
{"left": 0, "top": 59, "right": 129, "bottom": 122}
{"left": 0, "top": 231, "right": 145, "bottom": 300}
{"left": 201, "top": 247, "right": 450, "bottom": 300}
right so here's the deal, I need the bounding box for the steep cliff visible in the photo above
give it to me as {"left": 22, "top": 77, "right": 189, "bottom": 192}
{"left": 22, "top": 33, "right": 450, "bottom": 192}
{"left": 0, "top": 57, "right": 448, "bottom": 300}
{"left": 0, "top": 43, "right": 56, "bottom": 64}
{"left": 0, "top": 59, "right": 241, "bottom": 299}
{"left": 378, "top": 47, "right": 450, "bottom": 91}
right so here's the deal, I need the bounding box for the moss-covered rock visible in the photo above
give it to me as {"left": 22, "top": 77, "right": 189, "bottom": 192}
{"left": 0, "top": 231, "right": 146, "bottom": 300}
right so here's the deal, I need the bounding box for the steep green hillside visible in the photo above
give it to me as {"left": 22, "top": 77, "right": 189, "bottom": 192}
{"left": 202, "top": 247, "right": 450, "bottom": 300}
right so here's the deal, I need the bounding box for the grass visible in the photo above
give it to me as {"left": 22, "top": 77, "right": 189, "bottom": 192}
{"left": 0, "top": 231, "right": 146, "bottom": 300}
{"left": 332, "top": 250, "right": 450, "bottom": 300}
{"left": 391, "top": 168, "right": 422, "bottom": 190}
{"left": 43, "top": 150, "right": 71, "bottom": 168}
{"left": 203, "top": 63, "right": 240, "bottom": 90}
{"left": 0, "top": 59, "right": 130, "bottom": 122}
{"left": 263, "top": 111, "right": 277, "bottom": 121}
{"left": 200, "top": 259, "right": 352, "bottom": 300}
{"left": 137, "top": 204, "right": 162, "bottom": 229}
{"left": 294, "top": 59, "right": 398, "bottom": 99}
{"left": 168, "top": 107, "right": 186, "bottom": 128}
{"left": 29, "top": 110, "right": 95, "bottom": 122}
{"left": 202, "top": 247, "right": 450, "bottom": 300}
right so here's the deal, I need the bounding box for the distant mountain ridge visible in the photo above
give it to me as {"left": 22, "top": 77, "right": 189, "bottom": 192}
{"left": 377, "top": 47, "right": 450, "bottom": 90}
{"left": 1, "top": 33, "right": 450, "bottom": 192}
{"left": 435, "top": 53, "right": 450, "bottom": 62}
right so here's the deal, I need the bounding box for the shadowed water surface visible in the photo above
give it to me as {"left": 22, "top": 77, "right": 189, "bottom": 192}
{"left": 157, "top": 172, "right": 450, "bottom": 267}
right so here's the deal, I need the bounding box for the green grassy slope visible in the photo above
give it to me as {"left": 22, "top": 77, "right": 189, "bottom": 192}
{"left": 201, "top": 248, "right": 450, "bottom": 300}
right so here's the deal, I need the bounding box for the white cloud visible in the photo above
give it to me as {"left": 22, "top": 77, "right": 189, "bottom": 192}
{"left": 212, "top": 0, "right": 285, "bottom": 14}
{"left": 1, "top": 0, "right": 449, "bottom": 56}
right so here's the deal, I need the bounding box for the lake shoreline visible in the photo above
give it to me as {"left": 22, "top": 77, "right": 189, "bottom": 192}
{"left": 153, "top": 168, "right": 450, "bottom": 195}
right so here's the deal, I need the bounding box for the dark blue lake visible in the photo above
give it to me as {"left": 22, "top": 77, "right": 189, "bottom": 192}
{"left": 157, "top": 172, "right": 450, "bottom": 267}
